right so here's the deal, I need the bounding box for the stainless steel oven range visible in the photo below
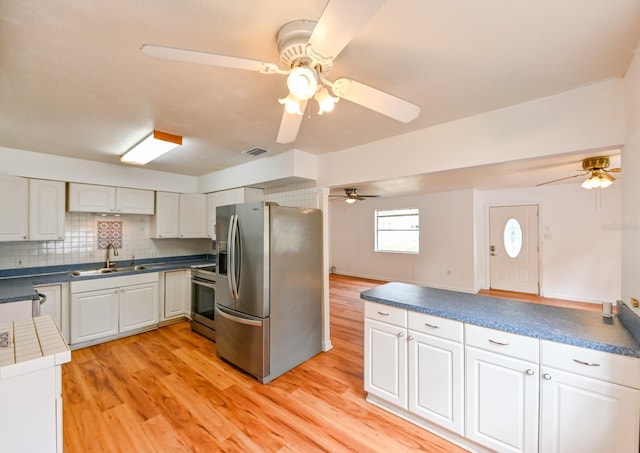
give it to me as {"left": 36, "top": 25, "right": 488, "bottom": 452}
{"left": 190, "top": 264, "right": 216, "bottom": 340}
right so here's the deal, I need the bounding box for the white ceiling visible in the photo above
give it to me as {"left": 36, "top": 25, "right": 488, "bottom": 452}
{"left": 1, "top": 1, "right": 638, "bottom": 190}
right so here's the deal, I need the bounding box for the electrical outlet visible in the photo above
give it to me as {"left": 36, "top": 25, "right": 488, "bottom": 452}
{"left": 631, "top": 297, "right": 639, "bottom": 308}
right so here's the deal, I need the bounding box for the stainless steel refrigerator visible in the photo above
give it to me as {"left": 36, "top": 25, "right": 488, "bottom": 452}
{"left": 215, "top": 201, "right": 323, "bottom": 384}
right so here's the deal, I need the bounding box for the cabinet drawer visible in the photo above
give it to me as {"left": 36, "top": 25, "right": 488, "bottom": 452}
{"left": 364, "top": 302, "right": 407, "bottom": 328}
{"left": 541, "top": 340, "right": 640, "bottom": 389}
{"left": 408, "top": 311, "right": 463, "bottom": 342}
{"left": 465, "top": 324, "right": 539, "bottom": 362}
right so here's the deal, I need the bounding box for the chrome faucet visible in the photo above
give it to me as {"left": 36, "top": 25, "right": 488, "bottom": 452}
{"left": 105, "top": 243, "right": 119, "bottom": 269}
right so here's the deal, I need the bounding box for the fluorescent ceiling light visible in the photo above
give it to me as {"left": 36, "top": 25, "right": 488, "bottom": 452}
{"left": 121, "top": 130, "right": 182, "bottom": 165}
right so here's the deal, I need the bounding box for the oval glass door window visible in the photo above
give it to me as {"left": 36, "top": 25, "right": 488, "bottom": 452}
{"left": 503, "top": 218, "right": 523, "bottom": 258}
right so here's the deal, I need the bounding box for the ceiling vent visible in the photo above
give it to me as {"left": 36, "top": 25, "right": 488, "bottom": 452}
{"left": 243, "top": 147, "right": 269, "bottom": 157}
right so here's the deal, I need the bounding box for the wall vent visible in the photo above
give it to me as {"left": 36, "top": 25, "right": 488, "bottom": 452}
{"left": 243, "top": 147, "right": 269, "bottom": 157}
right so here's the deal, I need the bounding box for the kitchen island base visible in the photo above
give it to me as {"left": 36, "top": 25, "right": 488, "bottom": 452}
{"left": 0, "top": 316, "right": 71, "bottom": 453}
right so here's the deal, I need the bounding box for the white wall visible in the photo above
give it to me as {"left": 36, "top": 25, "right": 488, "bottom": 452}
{"left": 477, "top": 184, "right": 621, "bottom": 303}
{"left": 197, "top": 149, "right": 317, "bottom": 193}
{"left": 318, "top": 79, "right": 625, "bottom": 189}
{"left": 0, "top": 147, "right": 197, "bottom": 193}
{"left": 330, "top": 190, "right": 476, "bottom": 292}
{"left": 622, "top": 45, "right": 640, "bottom": 315}
{"left": 330, "top": 183, "right": 621, "bottom": 303}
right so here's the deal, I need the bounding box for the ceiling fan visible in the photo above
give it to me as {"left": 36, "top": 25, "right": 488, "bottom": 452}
{"left": 536, "top": 156, "right": 621, "bottom": 189}
{"left": 330, "top": 188, "right": 380, "bottom": 203}
{"left": 140, "top": 0, "right": 420, "bottom": 144}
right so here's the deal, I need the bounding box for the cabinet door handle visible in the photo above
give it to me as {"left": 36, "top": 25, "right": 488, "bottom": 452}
{"left": 424, "top": 322, "right": 439, "bottom": 329}
{"left": 408, "top": 335, "right": 414, "bottom": 341}
{"left": 377, "top": 311, "right": 390, "bottom": 316}
{"left": 489, "top": 339, "right": 509, "bottom": 346}
{"left": 398, "top": 332, "right": 404, "bottom": 338}
{"left": 573, "top": 359, "right": 600, "bottom": 367}
{"left": 543, "top": 373, "right": 552, "bottom": 380}
{"left": 524, "top": 368, "right": 534, "bottom": 375}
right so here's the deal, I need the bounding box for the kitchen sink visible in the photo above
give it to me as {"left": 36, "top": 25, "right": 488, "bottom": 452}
{"left": 70, "top": 265, "right": 147, "bottom": 277}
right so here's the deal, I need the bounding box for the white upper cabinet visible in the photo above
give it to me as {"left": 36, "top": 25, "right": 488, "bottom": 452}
{"left": 151, "top": 191, "right": 180, "bottom": 238}
{"left": 0, "top": 175, "right": 29, "bottom": 241}
{"left": 67, "top": 183, "right": 154, "bottom": 214}
{"left": 114, "top": 187, "right": 154, "bottom": 214}
{"left": 206, "top": 187, "right": 263, "bottom": 239}
{"left": 29, "top": 179, "right": 65, "bottom": 241}
{"left": 179, "top": 193, "right": 207, "bottom": 238}
{"left": 67, "top": 183, "right": 116, "bottom": 213}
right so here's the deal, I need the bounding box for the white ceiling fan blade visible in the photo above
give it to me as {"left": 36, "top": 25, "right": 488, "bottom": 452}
{"left": 276, "top": 101, "right": 307, "bottom": 143}
{"left": 141, "top": 44, "right": 281, "bottom": 74}
{"left": 307, "top": 0, "right": 386, "bottom": 61}
{"left": 331, "top": 78, "right": 420, "bottom": 123}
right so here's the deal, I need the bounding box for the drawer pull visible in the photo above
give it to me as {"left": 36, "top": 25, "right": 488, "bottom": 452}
{"left": 573, "top": 359, "right": 600, "bottom": 367}
{"left": 489, "top": 339, "right": 509, "bottom": 346}
{"left": 377, "top": 311, "right": 390, "bottom": 316}
{"left": 424, "top": 322, "right": 440, "bottom": 329}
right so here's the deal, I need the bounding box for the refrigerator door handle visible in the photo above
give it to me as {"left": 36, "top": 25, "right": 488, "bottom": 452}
{"left": 216, "top": 305, "right": 262, "bottom": 327}
{"left": 231, "top": 214, "right": 240, "bottom": 299}
{"left": 234, "top": 214, "right": 241, "bottom": 297}
{"left": 227, "top": 214, "right": 236, "bottom": 300}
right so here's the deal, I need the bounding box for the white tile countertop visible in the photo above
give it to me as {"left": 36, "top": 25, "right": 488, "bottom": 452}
{"left": 0, "top": 315, "right": 70, "bottom": 380}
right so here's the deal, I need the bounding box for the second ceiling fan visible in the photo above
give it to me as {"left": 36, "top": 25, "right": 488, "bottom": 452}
{"left": 330, "top": 188, "right": 380, "bottom": 203}
{"left": 140, "top": 0, "right": 421, "bottom": 144}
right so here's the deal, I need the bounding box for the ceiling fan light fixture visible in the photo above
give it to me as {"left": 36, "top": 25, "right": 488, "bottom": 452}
{"left": 278, "top": 93, "right": 303, "bottom": 115}
{"left": 121, "top": 130, "right": 182, "bottom": 165}
{"left": 287, "top": 65, "right": 318, "bottom": 100}
{"left": 314, "top": 87, "right": 339, "bottom": 114}
{"left": 345, "top": 197, "right": 357, "bottom": 204}
{"left": 581, "top": 170, "right": 615, "bottom": 189}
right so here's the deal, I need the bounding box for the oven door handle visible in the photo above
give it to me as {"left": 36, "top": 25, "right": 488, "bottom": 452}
{"left": 216, "top": 305, "right": 262, "bottom": 327}
{"left": 192, "top": 279, "right": 216, "bottom": 290}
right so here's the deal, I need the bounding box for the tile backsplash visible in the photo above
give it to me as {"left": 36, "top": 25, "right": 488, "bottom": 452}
{"left": 0, "top": 212, "right": 212, "bottom": 269}
{"left": 264, "top": 181, "right": 321, "bottom": 208}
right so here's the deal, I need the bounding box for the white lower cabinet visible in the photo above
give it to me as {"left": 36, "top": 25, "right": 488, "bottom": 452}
{"left": 364, "top": 302, "right": 464, "bottom": 435}
{"left": 71, "top": 289, "right": 119, "bottom": 343}
{"left": 465, "top": 324, "right": 540, "bottom": 453}
{"left": 408, "top": 311, "right": 464, "bottom": 435}
{"left": 35, "top": 283, "right": 69, "bottom": 343}
{"left": 364, "top": 317, "right": 408, "bottom": 408}
{"left": 163, "top": 269, "right": 191, "bottom": 320}
{"left": 465, "top": 348, "right": 539, "bottom": 452}
{"left": 539, "top": 341, "right": 640, "bottom": 453}
{"left": 119, "top": 283, "right": 159, "bottom": 332}
{"left": 364, "top": 304, "right": 640, "bottom": 453}
{"left": 0, "top": 299, "right": 33, "bottom": 322}
{"left": 70, "top": 273, "right": 159, "bottom": 345}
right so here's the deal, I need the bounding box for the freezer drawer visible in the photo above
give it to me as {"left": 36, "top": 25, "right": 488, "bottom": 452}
{"left": 215, "top": 305, "right": 269, "bottom": 381}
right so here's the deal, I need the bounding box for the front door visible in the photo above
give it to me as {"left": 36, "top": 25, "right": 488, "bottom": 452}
{"left": 489, "top": 205, "right": 539, "bottom": 294}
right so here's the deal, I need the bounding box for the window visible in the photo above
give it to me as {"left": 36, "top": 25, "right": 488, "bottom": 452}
{"left": 375, "top": 208, "right": 419, "bottom": 253}
{"left": 503, "top": 218, "right": 523, "bottom": 258}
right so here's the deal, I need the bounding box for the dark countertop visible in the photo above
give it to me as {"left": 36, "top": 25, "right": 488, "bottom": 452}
{"left": 0, "top": 254, "right": 215, "bottom": 303}
{"left": 361, "top": 282, "right": 640, "bottom": 358}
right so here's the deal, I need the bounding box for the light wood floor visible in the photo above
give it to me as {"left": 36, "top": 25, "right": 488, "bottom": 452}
{"left": 62, "top": 275, "right": 466, "bottom": 452}
{"left": 62, "top": 275, "right": 601, "bottom": 452}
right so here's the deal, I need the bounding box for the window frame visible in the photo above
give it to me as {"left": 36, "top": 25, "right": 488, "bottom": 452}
{"left": 374, "top": 207, "right": 420, "bottom": 254}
